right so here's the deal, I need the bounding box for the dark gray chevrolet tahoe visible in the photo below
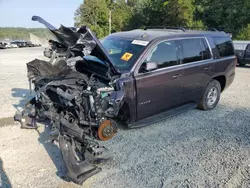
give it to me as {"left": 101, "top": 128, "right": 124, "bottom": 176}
{"left": 15, "top": 17, "right": 236, "bottom": 184}
{"left": 101, "top": 27, "right": 236, "bottom": 127}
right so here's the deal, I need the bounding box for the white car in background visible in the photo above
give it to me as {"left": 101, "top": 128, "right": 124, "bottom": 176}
{"left": 5, "top": 42, "right": 19, "bottom": 48}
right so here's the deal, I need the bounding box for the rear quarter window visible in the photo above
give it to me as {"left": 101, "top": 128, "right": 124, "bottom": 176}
{"left": 178, "top": 38, "right": 211, "bottom": 64}
{"left": 213, "top": 37, "right": 234, "bottom": 57}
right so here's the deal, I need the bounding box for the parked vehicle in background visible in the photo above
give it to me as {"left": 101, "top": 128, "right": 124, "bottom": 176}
{"left": 0, "top": 40, "right": 38, "bottom": 49}
{"left": 13, "top": 40, "right": 28, "bottom": 48}
{"left": 5, "top": 42, "right": 18, "bottom": 48}
{"left": 0, "top": 42, "right": 6, "bottom": 49}
{"left": 32, "top": 44, "right": 41, "bottom": 47}
{"left": 233, "top": 40, "right": 250, "bottom": 66}
{"left": 27, "top": 41, "right": 35, "bottom": 47}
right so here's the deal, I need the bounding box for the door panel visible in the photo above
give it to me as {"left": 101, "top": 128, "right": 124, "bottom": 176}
{"left": 177, "top": 38, "right": 213, "bottom": 103}
{"left": 181, "top": 61, "right": 214, "bottom": 102}
{"left": 135, "top": 68, "right": 184, "bottom": 120}
{"left": 135, "top": 40, "right": 184, "bottom": 120}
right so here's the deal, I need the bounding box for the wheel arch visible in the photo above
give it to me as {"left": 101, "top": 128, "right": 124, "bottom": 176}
{"left": 118, "top": 101, "right": 131, "bottom": 124}
{"left": 212, "top": 75, "right": 226, "bottom": 92}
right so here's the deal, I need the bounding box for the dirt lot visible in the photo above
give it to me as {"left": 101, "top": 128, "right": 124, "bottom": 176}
{"left": 1, "top": 48, "right": 250, "bottom": 188}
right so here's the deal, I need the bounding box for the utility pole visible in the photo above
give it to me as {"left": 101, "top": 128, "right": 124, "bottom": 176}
{"left": 109, "top": 0, "right": 118, "bottom": 34}
{"left": 109, "top": 9, "right": 112, "bottom": 34}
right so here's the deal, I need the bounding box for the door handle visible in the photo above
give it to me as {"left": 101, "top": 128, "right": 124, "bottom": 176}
{"left": 172, "top": 74, "right": 182, "bottom": 79}
{"left": 204, "top": 67, "right": 211, "bottom": 71}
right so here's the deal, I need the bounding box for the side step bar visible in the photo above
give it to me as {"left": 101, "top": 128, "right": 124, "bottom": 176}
{"left": 129, "top": 103, "right": 197, "bottom": 128}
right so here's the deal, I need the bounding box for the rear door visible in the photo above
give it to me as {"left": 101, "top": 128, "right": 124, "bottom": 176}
{"left": 178, "top": 38, "right": 213, "bottom": 102}
{"left": 134, "top": 40, "right": 184, "bottom": 120}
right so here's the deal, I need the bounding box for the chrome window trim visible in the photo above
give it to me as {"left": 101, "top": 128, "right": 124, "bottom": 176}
{"left": 135, "top": 55, "right": 235, "bottom": 76}
{"left": 134, "top": 37, "right": 216, "bottom": 76}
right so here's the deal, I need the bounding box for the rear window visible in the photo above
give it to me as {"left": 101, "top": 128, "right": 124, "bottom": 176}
{"left": 178, "top": 38, "right": 211, "bottom": 64}
{"left": 213, "top": 37, "right": 234, "bottom": 57}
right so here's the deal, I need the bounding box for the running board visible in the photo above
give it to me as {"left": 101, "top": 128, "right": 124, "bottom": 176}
{"left": 128, "top": 103, "right": 197, "bottom": 129}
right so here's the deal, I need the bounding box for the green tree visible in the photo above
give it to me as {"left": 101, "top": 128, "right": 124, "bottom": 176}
{"left": 235, "top": 24, "right": 250, "bottom": 40}
{"left": 163, "top": 0, "right": 194, "bottom": 27}
{"left": 110, "top": 0, "right": 133, "bottom": 32}
{"left": 126, "top": 0, "right": 166, "bottom": 29}
{"left": 196, "top": 0, "right": 250, "bottom": 36}
{"left": 74, "top": 0, "right": 250, "bottom": 40}
{"left": 127, "top": 0, "right": 195, "bottom": 29}
{"left": 0, "top": 28, "right": 49, "bottom": 40}
{"left": 75, "top": 0, "right": 109, "bottom": 38}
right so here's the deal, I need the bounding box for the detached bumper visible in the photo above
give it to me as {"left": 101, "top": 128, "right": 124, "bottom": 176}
{"left": 59, "top": 136, "right": 101, "bottom": 185}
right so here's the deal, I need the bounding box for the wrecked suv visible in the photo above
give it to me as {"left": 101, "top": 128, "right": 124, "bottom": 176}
{"left": 15, "top": 17, "right": 236, "bottom": 185}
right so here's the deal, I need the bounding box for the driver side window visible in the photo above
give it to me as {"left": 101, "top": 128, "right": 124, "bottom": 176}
{"left": 145, "top": 40, "right": 178, "bottom": 69}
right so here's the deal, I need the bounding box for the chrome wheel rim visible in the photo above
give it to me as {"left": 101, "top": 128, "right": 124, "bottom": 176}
{"left": 207, "top": 87, "right": 218, "bottom": 106}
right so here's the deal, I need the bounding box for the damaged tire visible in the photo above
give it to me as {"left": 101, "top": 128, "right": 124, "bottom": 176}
{"left": 198, "top": 79, "right": 221, "bottom": 110}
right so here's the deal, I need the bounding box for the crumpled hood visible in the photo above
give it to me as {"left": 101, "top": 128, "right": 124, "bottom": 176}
{"left": 32, "top": 15, "right": 119, "bottom": 75}
{"left": 26, "top": 58, "right": 72, "bottom": 79}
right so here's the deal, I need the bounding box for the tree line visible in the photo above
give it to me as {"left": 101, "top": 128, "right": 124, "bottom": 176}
{"left": 74, "top": 0, "right": 250, "bottom": 40}
{"left": 0, "top": 28, "right": 49, "bottom": 41}
{"left": 1, "top": 0, "right": 249, "bottom": 41}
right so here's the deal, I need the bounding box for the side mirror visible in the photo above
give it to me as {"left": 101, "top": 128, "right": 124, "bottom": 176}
{"left": 146, "top": 61, "right": 158, "bottom": 71}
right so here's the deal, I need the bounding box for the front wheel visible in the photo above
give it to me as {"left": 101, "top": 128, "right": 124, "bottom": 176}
{"left": 198, "top": 80, "right": 221, "bottom": 110}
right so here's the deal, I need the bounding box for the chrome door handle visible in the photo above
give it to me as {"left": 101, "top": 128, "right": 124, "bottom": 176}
{"left": 204, "top": 67, "right": 211, "bottom": 71}
{"left": 172, "top": 74, "right": 181, "bottom": 79}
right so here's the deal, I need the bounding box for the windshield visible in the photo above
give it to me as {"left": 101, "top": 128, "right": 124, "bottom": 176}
{"left": 101, "top": 36, "right": 147, "bottom": 72}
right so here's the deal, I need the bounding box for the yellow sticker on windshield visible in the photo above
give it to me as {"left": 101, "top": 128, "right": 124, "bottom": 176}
{"left": 121, "top": 52, "right": 133, "bottom": 61}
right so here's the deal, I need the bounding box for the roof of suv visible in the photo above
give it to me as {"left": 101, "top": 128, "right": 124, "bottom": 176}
{"left": 109, "top": 29, "right": 229, "bottom": 42}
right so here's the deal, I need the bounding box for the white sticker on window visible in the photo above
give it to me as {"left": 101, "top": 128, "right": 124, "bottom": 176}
{"left": 132, "top": 40, "right": 149, "bottom": 46}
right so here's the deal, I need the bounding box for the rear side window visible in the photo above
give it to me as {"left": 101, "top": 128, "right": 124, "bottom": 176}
{"left": 213, "top": 37, "right": 234, "bottom": 57}
{"left": 178, "top": 38, "right": 211, "bottom": 64}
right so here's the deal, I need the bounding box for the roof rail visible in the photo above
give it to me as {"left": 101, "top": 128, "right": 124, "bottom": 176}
{"left": 183, "top": 27, "right": 218, "bottom": 31}
{"left": 144, "top": 26, "right": 186, "bottom": 32}
{"left": 144, "top": 26, "right": 218, "bottom": 32}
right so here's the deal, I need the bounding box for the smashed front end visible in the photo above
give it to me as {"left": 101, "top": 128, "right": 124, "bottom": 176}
{"left": 14, "top": 16, "right": 124, "bottom": 184}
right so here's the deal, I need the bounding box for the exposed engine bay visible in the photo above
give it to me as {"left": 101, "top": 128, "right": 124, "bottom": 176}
{"left": 14, "top": 16, "right": 125, "bottom": 184}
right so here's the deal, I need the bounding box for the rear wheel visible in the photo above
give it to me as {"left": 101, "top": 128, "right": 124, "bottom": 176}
{"left": 198, "top": 80, "right": 221, "bottom": 110}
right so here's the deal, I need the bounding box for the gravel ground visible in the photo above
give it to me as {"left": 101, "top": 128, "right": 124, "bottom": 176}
{"left": 1, "top": 48, "right": 250, "bottom": 188}
{"left": 0, "top": 47, "right": 44, "bottom": 118}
